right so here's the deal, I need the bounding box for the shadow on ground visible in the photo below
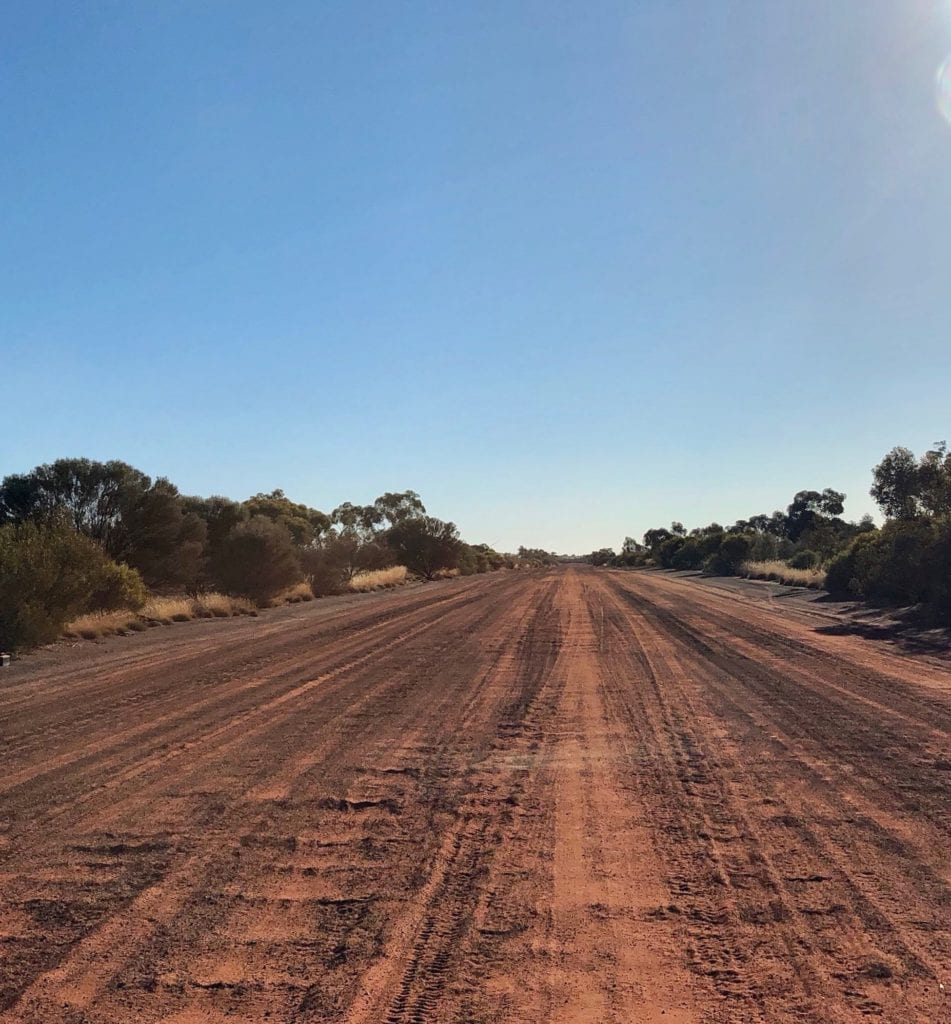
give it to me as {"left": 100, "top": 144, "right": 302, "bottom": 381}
{"left": 815, "top": 609, "right": 951, "bottom": 657}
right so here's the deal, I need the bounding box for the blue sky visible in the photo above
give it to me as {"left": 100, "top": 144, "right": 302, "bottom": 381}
{"left": 3, "top": 2, "right": 950, "bottom": 553}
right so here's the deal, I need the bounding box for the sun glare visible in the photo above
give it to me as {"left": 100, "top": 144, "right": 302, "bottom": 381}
{"left": 938, "top": 55, "right": 951, "bottom": 125}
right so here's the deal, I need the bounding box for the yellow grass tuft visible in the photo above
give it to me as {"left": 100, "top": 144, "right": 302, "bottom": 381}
{"left": 269, "top": 582, "right": 315, "bottom": 607}
{"left": 142, "top": 597, "right": 193, "bottom": 624}
{"left": 192, "top": 592, "right": 257, "bottom": 618}
{"left": 64, "top": 610, "right": 144, "bottom": 639}
{"left": 349, "top": 565, "right": 409, "bottom": 591}
{"left": 65, "top": 592, "right": 257, "bottom": 640}
{"left": 432, "top": 567, "right": 460, "bottom": 580}
{"left": 742, "top": 560, "right": 826, "bottom": 590}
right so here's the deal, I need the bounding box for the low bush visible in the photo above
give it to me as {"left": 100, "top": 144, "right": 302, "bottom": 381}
{"left": 824, "top": 519, "right": 951, "bottom": 618}
{"left": 788, "top": 549, "right": 819, "bottom": 570}
{"left": 458, "top": 543, "right": 506, "bottom": 574}
{"left": 824, "top": 532, "right": 879, "bottom": 598}
{"left": 299, "top": 545, "right": 349, "bottom": 597}
{"left": 87, "top": 561, "right": 148, "bottom": 611}
{"left": 703, "top": 533, "right": 753, "bottom": 576}
{"left": 670, "top": 538, "right": 704, "bottom": 570}
{"left": 0, "top": 521, "right": 136, "bottom": 652}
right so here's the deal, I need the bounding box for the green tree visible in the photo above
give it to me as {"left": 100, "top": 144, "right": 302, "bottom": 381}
{"left": 331, "top": 501, "right": 381, "bottom": 537}
{"left": 212, "top": 517, "right": 302, "bottom": 604}
{"left": 785, "top": 489, "right": 845, "bottom": 542}
{"left": 387, "top": 517, "right": 462, "bottom": 580}
{"left": 124, "top": 478, "right": 207, "bottom": 587}
{"left": 0, "top": 458, "right": 148, "bottom": 555}
{"left": 872, "top": 442, "right": 951, "bottom": 519}
{"left": 871, "top": 447, "right": 921, "bottom": 519}
{"left": 183, "top": 495, "right": 247, "bottom": 569}
{"left": 243, "top": 490, "right": 330, "bottom": 546}
{"left": 372, "top": 490, "right": 426, "bottom": 527}
{"left": 0, "top": 459, "right": 206, "bottom": 587}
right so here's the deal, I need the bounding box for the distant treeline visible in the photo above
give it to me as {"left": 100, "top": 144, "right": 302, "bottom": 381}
{"left": 0, "top": 459, "right": 515, "bottom": 652}
{"left": 587, "top": 442, "right": 951, "bottom": 623}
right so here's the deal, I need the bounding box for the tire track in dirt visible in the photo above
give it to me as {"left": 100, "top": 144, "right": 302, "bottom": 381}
{"left": 1, "top": 566, "right": 948, "bottom": 1023}
{"left": 338, "top": 577, "right": 564, "bottom": 1024}
{"left": 0, "top": 582, "right": 490, "bottom": 786}
{"left": 606, "top": 574, "right": 951, "bottom": 856}
{"left": 0, "top": 574, "right": 532, "bottom": 1018}
{"left": 596, "top": 570, "right": 950, "bottom": 1023}
{"left": 0, "top": 579, "right": 511, "bottom": 831}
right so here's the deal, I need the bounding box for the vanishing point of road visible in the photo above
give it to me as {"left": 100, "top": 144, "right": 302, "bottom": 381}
{"left": 0, "top": 567, "right": 948, "bottom": 1023}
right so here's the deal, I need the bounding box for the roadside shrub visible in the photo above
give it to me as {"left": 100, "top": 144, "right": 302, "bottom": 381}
{"left": 655, "top": 536, "right": 685, "bottom": 568}
{"left": 850, "top": 520, "right": 935, "bottom": 605}
{"left": 824, "top": 532, "right": 878, "bottom": 598}
{"left": 0, "top": 521, "right": 122, "bottom": 652}
{"left": 299, "top": 543, "right": 350, "bottom": 597}
{"left": 88, "top": 561, "right": 148, "bottom": 611}
{"left": 927, "top": 523, "right": 951, "bottom": 617}
{"left": 703, "top": 533, "right": 752, "bottom": 576}
{"left": 385, "top": 516, "right": 462, "bottom": 580}
{"left": 788, "top": 549, "right": 818, "bottom": 570}
{"left": 298, "top": 533, "right": 394, "bottom": 593}
{"left": 458, "top": 543, "right": 504, "bottom": 575}
{"left": 670, "top": 538, "right": 704, "bottom": 570}
{"left": 825, "top": 520, "right": 951, "bottom": 619}
{"left": 746, "top": 532, "right": 781, "bottom": 562}
{"left": 212, "top": 516, "right": 302, "bottom": 605}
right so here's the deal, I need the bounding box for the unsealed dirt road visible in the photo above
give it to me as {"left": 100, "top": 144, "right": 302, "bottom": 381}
{"left": 0, "top": 567, "right": 948, "bottom": 1023}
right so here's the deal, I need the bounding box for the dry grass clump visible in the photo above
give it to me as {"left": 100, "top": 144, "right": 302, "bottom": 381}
{"left": 742, "top": 560, "right": 827, "bottom": 590}
{"left": 192, "top": 592, "right": 257, "bottom": 618}
{"left": 65, "top": 592, "right": 257, "bottom": 639}
{"left": 142, "top": 597, "right": 194, "bottom": 624}
{"left": 269, "top": 582, "right": 315, "bottom": 607}
{"left": 349, "top": 565, "right": 409, "bottom": 592}
{"left": 432, "top": 567, "right": 460, "bottom": 580}
{"left": 64, "top": 610, "right": 147, "bottom": 640}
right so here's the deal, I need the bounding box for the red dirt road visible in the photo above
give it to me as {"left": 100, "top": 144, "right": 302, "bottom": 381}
{"left": 0, "top": 567, "right": 948, "bottom": 1023}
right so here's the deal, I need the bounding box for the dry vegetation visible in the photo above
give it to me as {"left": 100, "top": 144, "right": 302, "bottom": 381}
{"left": 65, "top": 593, "right": 256, "bottom": 640}
{"left": 63, "top": 570, "right": 417, "bottom": 643}
{"left": 349, "top": 565, "right": 409, "bottom": 591}
{"left": 741, "top": 560, "right": 827, "bottom": 590}
{"left": 433, "top": 567, "right": 461, "bottom": 580}
{"left": 268, "top": 581, "right": 316, "bottom": 606}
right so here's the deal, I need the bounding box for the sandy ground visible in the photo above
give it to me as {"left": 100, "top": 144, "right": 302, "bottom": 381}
{"left": 0, "top": 566, "right": 947, "bottom": 1023}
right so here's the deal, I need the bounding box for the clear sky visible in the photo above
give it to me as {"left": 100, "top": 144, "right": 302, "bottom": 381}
{"left": 3, "top": 2, "right": 950, "bottom": 553}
